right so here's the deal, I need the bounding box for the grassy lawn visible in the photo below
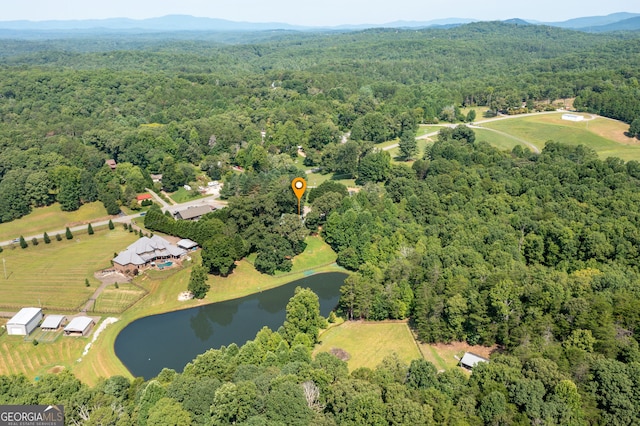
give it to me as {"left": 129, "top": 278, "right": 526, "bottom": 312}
{"left": 305, "top": 171, "right": 356, "bottom": 188}
{"left": 93, "top": 283, "right": 148, "bottom": 314}
{"left": 417, "top": 125, "right": 447, "bottom": 137}
{"left": 169, "top": 187, "right": 206, "bottom": 204}
{"left": 474, "top": 128, "right": 532, "bottom": 152}
{"left": 0, "top": 202, "right": 109, "bottom": 242}
{"left": 481, "top": 113, "right": 640, "bottom": 161}
{"left": 313, "top": 321, "right": 422, "bottom": 371}
{"left": 0, "top": 229, "right": 138, "bottom": 311}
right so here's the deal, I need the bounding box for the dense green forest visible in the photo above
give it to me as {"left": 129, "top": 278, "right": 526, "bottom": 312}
{"left": 3, "top": 22, "right": 640, "bottom": 424}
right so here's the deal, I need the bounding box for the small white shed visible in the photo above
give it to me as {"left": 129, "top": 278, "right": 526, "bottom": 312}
{"left": 7, "top": 307, "right": 43, "bottom": 336}
{"left": 460, "top": 352, "right": 489, "bottom": 370}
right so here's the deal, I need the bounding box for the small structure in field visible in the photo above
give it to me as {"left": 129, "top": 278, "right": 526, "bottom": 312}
{"left": 6, "top": 307, "right": 43, "bottom": 336}
{"left": 562, "top": 113, "right": 584, "bottom": 122}
{"left": 40, "top": 315, "right": 66, "bottom": 331}
{"left": 105, "top": 159, "right": 117, "bottom": 170}
{"left": 177, "top": 239, "right": 198, "bottom": 251}
{"left": 460, "top": 352, "right": 489, "bottom": 370}
{"left": 64, "top": 316, "right": 95, "bottom": 337}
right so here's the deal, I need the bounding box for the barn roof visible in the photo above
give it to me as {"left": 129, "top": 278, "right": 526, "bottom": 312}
{"left": 65, "top": 316, "right": 94, "bottom": 332}
{"left": 177, "top": 239, "right": 198, "bottom": 249}
{"left": 41, "top": 315, "right": 66, "bottom": 329}
{"left": 7, "top": 307, "right": 42, "bottom": 326}
{"left": 460, "top": 352, "right": 489, "bottom": 369}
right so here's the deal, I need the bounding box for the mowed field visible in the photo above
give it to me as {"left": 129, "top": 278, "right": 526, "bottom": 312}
{"left": 314, "top": 321, "right": 422, "bottom": 371}
{"left": 480, "top": 113, "right": 640, "bottom": 160}
{"left": 93, "top": 283, "right": 147, "bottom": 313}
{"left": 0, "top": 202, "right": 109, "bottom": 242}
{"left": 0, "top": 229, "right": 138, "bottom": 311}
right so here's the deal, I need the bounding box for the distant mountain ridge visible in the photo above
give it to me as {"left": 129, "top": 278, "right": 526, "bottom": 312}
{"left": 0, "top": 12, "right": 638, "bottom": 33}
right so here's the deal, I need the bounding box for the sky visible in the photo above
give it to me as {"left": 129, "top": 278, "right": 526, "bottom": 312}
{"left": 2, "top": 0, "right": 639, "bottom": 26}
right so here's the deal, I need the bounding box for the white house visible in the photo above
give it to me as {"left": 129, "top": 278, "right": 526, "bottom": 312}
{"left": 6, "top": 307, "right": 43, "bottom": 335}
{"left": 562, "top": 113, "right": 585, "bottom": 122}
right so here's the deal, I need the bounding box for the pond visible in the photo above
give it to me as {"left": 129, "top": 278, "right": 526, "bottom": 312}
{"left": 115, "top": 271, "right": 347, "bottom": 379}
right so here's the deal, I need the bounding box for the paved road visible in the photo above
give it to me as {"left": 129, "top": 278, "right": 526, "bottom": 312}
{"left": 0, "top": 191, "right": 227, "bottom": 248}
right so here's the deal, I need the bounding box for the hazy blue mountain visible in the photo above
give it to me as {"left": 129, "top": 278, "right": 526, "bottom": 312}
{"left": 502, "top": 18, "right": 531, "bottom": 26}
{"left": 583, "top": 16, "right": 640, "bottom": 32}
{"left": 543, "top": 12, "right": 640, "bottom": 29}
{"left": 0, "top": 14, "right": 475, "bottom": 32}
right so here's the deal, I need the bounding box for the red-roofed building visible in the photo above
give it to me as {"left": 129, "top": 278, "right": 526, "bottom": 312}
{"left": 136, "top": 193, "right": 153, "bottom": 202}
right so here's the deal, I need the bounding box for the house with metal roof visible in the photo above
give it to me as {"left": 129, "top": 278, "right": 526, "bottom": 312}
{"left": 6, "top": 307, "right": 42, "bottom": 335}
{"left": 112, "top": 235, "right": 186, "bottom": 275}
{"left": 64, "top": 316, "right": 95, "bottom": 337}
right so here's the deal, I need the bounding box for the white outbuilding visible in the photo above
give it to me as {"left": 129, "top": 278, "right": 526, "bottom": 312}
{"left": 64, "top": 316, "right": 95, "bottom": 337}
{"left": 6, "top": 307, "right": 43, "bottom": 336}
{"left": 40, "top": 315, "right": 67, "bottom": 331}
{"left": 460, "top": 352, "right": 489, "bottom": 370}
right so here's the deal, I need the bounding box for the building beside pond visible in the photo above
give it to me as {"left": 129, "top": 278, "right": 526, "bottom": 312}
{"left": 64, "top": 316, "right": 95, "bottom": 337}
{"left": 113, "top": 235, "right": 186, "bottom": 275}
{"left": 6, "top": 307, "right": 42, "bottom": 336}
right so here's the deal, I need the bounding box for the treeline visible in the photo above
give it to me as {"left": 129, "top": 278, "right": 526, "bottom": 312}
{"left": 1, "top": 23, "right": 639, "bottom": 222}
{"left": 0, "top": 287, "right": 605, "bottom": 425}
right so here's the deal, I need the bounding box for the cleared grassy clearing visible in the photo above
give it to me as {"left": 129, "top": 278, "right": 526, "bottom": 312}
{"left": 314, "top": 321, "right": 422, "bottom": 371}
{"left": 417, "top": 341, "right": 496, "bottom": 372}
{"left": 0, "top": 335, "right": 85, "bottom": 379}
{"left": 0, "top": 202, "right": 109, "bottom": 242}
{"left": 474, "top": 128, "right": 532, "bottom": 152}
{"left": 481, "top": 113, "right": 640, "bottom": 161}
{"left": 93, "top": 283, "right": 147, "bottom": 313}
{"left": 305, "top": 171, "right": 356, "bottom": 188}
{"left": 0, "top": 229, "right": 138, "bottom": 311}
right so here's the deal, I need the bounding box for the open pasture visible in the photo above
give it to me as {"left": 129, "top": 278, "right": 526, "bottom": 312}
{"left": 313, "top": 321, "right": 422, "bottom": 371}
{"left": 93, "top": 283, "right": 148, "bottom": 314}
{"left": 481, "top": 113, "right": 640, "bottom": 161}
{"left": 0, "top": 229, "right": 138, "bottom": 311}
{"left": 0, "top": 202, "right": 109, "bottom": 242}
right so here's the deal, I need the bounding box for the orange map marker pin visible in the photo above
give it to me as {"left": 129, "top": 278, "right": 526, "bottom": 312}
{"left": 291, "top": 177, "right": 307, "bottom": 215}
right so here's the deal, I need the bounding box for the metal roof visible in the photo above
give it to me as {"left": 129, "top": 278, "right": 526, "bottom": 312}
{"left": 113, "top": 235, "right": 186, "bottom": 266}
{"left": 41, "top": 315, "right": 66, "bottom": 329}
{"left": 7, "top": 307, "right": 42, "bottom": 326}
{"left": 177, "top": 239, "right": 198, "bottom": 249}
{"left": 460, "top": 352, "right": 489, "bottom": 368}
{"left": 174, "top": 205, "right": 213, "bottom": 220}
{"left": 64, "top": 316, "right": 94, "bottom": 332}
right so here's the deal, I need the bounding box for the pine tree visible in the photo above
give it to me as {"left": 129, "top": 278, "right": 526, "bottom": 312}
{"left": 108, "top": 219, "right": 115, "bottom": 230}
{"left": 65, "top": 227, "right": 73, "bottom": 240}
{"left": 87, "top": 223, "right": 94, "bottom": 235}
{"left": 398, "top": 130, "right": 418, "bottom": 160}
{"left": 43, "top": 232, "right": 51, "bottom": 244}
{"left": 19, "top": 235, "right": 27, "bottom": 249}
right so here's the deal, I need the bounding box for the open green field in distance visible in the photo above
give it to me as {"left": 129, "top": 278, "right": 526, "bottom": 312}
{"left": 93, "top": 283, "right": 147, "bottom": 313}
{"left": 305, "top": 171, "right": 356, "bottom": 188}
{"left": 314, "top": 321, "right": 422, "bottom": 370}
{"left": 480, "top": 113, "right": 640, "bottom": 161}
{"left": 0, "top": 229, "right": 138, "bottom": 311}
{"left": 0, "top": 202, "right": 109, "bottom": 242}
